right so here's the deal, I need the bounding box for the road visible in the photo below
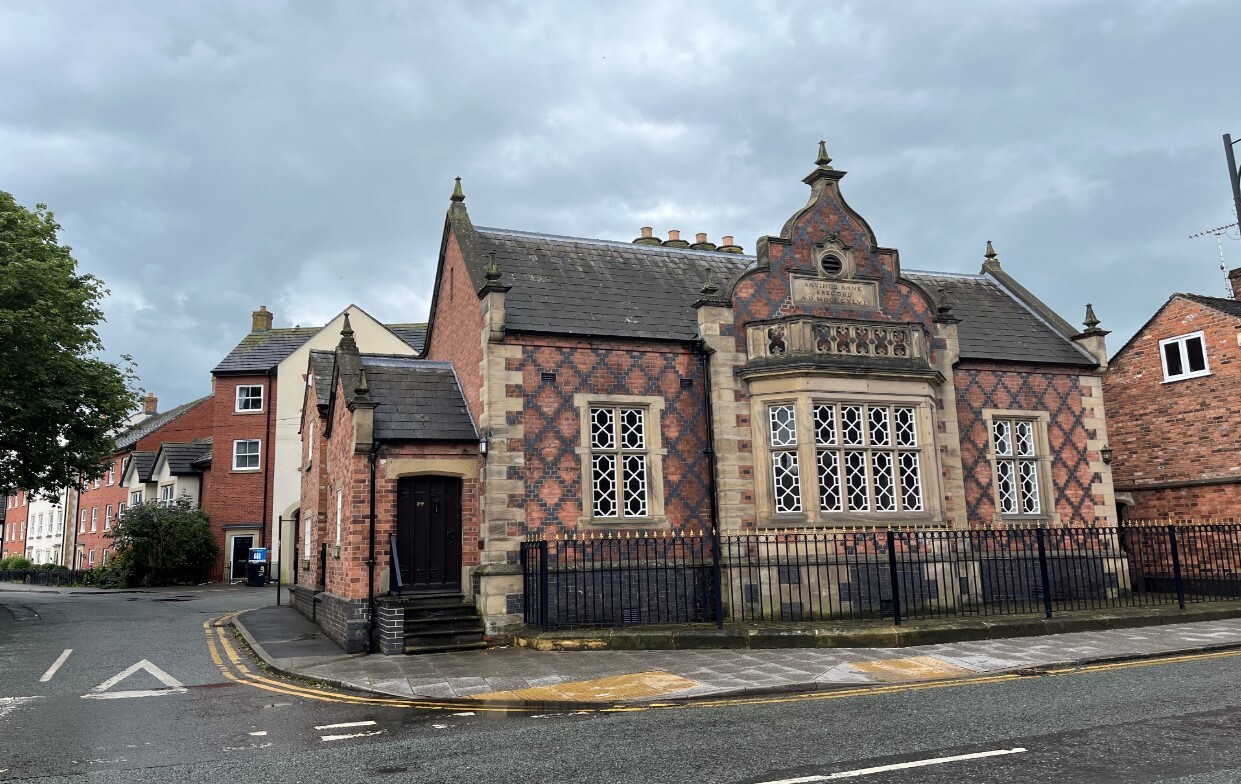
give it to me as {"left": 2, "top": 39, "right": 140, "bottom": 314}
{"left": 3, "top": 584, "right": 1241, "bottom": 782}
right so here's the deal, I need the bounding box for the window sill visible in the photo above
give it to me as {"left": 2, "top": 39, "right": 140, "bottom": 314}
{"left": 580, "top": 516, "right": 670, "bottom": 528}
{"left": 231, "top": 468, "right": 262, "bottom": 474}
{"left": 1161, "top": 371, "right": 1212, "bottom": 384}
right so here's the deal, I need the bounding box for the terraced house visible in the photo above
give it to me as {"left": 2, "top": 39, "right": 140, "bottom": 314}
{"left": 297, "top": 145, "right": 1118, "bottom": 654}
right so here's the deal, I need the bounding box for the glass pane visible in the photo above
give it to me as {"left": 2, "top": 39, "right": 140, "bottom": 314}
{"left": 620, "top": 408, "right": 645, "bottom": 449}
{"left": 872, "top": 451, "right": 895, "bottom": 511}
{"left": 1014, "top": 420, "right": 1035, "bottom": 457}
{"left": 817, "top": 450, "right": 841, "bottom": 512}
{"left": 894, "top": 407, "right": 917, "bottom": 447}
{"left": 900, "top": 452, "right": 923, "bottom": 511}
{"left": 592, "top": 454, "right": 617, "bottom": 517}
{"left": 770, "top": 405, "right": 798, "bottom": 447}
{"left": 814, "top": 405, "right": 837, "bottom": 446}
{"left": 996, "top": 460, "right": 1017, "bottom": 514}
{"left": 993, "top": 420, "right": 1012, "bottom": 457}
{"left": 1018, "top": 460, "right": 1041, "bottom": 514}
{"left": 1163, "top": 341, "right": 1183, "bottom": 377}
{"left": 1186, "top": 337, "right": 1206, "bottom": 373}
{"left": 869, "top": 406, "right": 891, "bottom": 447}
{"left": 622, "top": 454, "right": 648, "bottom": 517}
{"left": 844, "top": 450, "right": 869, "bottom": 511}
{"left": 772, "top": 451, "right": 802, "bottom": 513}
{"left": 591, "top": 408, "right": 615, "bottom": 450}
{"left": 841, "top": 405, "right": 864, "bottom": 446}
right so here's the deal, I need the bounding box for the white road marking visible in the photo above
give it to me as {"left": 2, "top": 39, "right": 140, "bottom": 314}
{"left": 40, "top": 649, "right": 73, "bottom": 682}
{"left": 81, "top": 660, "right": 186, "bottom": 700}
{"left": 757, "top": 747, "right": 1028, "bottom": 782}
{"left": 248, "top": 731, "right": 268, "bottom": 736}
{"left": 0, "top": 696, "right": 44, "bottom": 720}
{"left": 320, "top": 730, "right": 386, "bottom": 742}
{"left": 432, "top": 723, "right": 450, "bottom": 729}
{"left": 314, "top": 720, "right": 376, "bottom": 730}
{"left": 452, "top": 712, "right": 475, "bottom": 717}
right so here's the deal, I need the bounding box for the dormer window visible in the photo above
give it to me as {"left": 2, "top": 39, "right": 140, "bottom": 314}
{"left": 1160, "top": 331, "right": 1209, "bottom": 382}
{"left": 236, "top": 385, "right": 264, "bottom": 412}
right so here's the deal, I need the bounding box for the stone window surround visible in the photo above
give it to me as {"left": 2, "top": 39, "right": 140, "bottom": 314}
{"left": 981, "top": 408, "right": 1059, "bottom": 526}
{"left": 751, "top": 382, "right": 945, "bottom": 528}
{"left": 573, "top": 393, "right": 668, "bottom": 528}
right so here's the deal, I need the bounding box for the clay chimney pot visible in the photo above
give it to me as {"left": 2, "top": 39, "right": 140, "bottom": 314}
{"left": 696, "top": 233, "right": 708, "bottom": 244}
{"left": 722, "top": 235, "right": 734, "bottom": 246}
{"left": 640, "top": 226, "right": 653, "bottom": 238}
{"left": 667, "top": 230, "right": 681, "bottom": 241}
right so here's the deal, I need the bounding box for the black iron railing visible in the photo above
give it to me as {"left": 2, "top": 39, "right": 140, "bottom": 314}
{"left": 0, "top": 569, "right": 85, "bottom": 587}
{"left": 520, "top": 523, "right": 1241, "bottom": 630}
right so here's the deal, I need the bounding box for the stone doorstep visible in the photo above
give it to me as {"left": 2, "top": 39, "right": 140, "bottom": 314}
{"left": 508, "top": 601, "right": 1241, "bottom": 651}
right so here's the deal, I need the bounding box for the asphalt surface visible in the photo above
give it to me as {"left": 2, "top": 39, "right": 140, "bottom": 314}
{"left": 4, "top": 584, "right": 1241, "bottom": 782}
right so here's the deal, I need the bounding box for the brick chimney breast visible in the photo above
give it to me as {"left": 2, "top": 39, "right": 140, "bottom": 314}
{"left": 1229, "top": 267, "right": 1241, "bottom": 301}
{"left": 143, "top": 392, "right": 158, "bottom": 414}
{"left": 252, "top": 305, "right": 273, "bottom": 332}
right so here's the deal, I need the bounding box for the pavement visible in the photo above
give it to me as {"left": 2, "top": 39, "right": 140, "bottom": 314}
{"left": 232, "top": 601, "right": 1241, "bottom": 705}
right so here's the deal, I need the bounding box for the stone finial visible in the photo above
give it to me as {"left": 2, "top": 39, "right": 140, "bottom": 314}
{"left": 701, "top": 267, "right": 719, "bottom": 295}
{"left": 354, "top": 367, "right": 370, "bottom": 397}
{"left": 338, "top": 312, "right": 358, "bottom": 352}
{"left": 984, "top": 240, "right": 998, "bottom": 262}
{"left": 815, "top": 139, "right": 833, "bottom": 169}
{"left": 450, "top": 177, "right": 465, "bottom": 203}
{"left": 485, "top": 251, "right": 502, "bottom": 282}
{"left": 1083, "top": 303, "right": 1101, "bottom": 330}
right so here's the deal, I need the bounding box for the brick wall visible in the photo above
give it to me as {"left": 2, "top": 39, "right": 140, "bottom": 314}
{"left": 296, "top": 395, "right": 329, "bottom": 590}
{"left": 206, "top": 375, "right": 275, "bottom": 547}
{"left": 955, "top": 362, "right": 1102, "bottom": 526}
{"left": 1104, "top": 296, "right": 1241, "bottom": 518}
{"left": 75, "top": 457, "right": 127, "bottom": 564}
{"left": 511, "top": 335, "right": 710, "bottom": 537}
{"left": 426, "top": 231, "right": 485, "bottom": 424}
{"left": 3, "top": 492, "right": 28, "bottom": 557}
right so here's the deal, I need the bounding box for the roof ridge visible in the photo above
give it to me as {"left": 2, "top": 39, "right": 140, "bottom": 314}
{"left": 904, "top": 269, "right": 987, "bottom": 280}
{"left": 476, "top": 225, "right": 757, "bottom": 260}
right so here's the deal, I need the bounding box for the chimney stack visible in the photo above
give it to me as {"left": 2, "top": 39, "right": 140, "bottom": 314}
{"left": 142, "top": 392, "right": 158, "bottom": 415}
{"left": 252, "top": 305, "right": 273, "bottom": 332}
{"left": 690, "top": 232, "right": 717, "bottom": 251}
{"left": 633, "top": 226, "right": 662, "bottom": 246}
{"left": 1230, "top": 267, "right": 1241, "bottom": 301}
{"left": 663, "top": 229, "right": 690, "bottom": 249}
{"left": 718, "top": 235, "right": 744, "bottom": 254}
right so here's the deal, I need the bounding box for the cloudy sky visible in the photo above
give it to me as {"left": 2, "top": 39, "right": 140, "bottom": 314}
{"left": 3, "top": 1, "right": 1239, "bottom": 408}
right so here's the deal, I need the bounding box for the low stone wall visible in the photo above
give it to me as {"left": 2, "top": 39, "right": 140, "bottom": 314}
{"left": 289, "top": 585, "right": 370, "bottom": 653}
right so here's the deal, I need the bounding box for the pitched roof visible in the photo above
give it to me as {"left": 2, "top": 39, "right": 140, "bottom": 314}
{"left": 359, "top": 356, "right": 477, "bottom": 442}
{"left": 154, "top": 440, "right": 213, "bottom": 476}
{"left": 1180, "top": 293, "right": 1241, "bottom": 320}
{"left": 905, "top": 271, "right": 1096, "bottom": 366}
{"left": 114, "top": 395, "right": 212, "bottom": 451}
{"left": 474, "top": 227, "right": 752, "bottom": 341}
{"left": 128, "top": 452, "right": 157, "bottom": 483}
{"left": 212, "top": 327, "right": 320, "bottom": 374}
{"left": 387, "top": 324, "right": 427, "bottom": 353}
{"left": 309, "top": 350, "right": 335, "bottom": 408}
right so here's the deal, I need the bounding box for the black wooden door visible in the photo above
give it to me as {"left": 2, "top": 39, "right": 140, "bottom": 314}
{"left": 231, "top": 535, "right": 252, "bottom": 581}
{"left": 396, "top": 476, "right": 462, "bottom": 592}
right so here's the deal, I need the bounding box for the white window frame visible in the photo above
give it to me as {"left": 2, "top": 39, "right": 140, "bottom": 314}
{"left": 235, "top": 384, "right": 264, "bottom": 412}
{"left": 80, "top": 511, "right": 87, "bottom": 533}
{"left": 130, "top": 490, "right": 143, "bottom": 505}
{"left": 105, "top": 504, "right": 113, "bottom": 529}
{"left": 1159, "top": 331, "right": 1210, "bottom": 382}
{"left": 107, "top": 462, "right": 115, "bottom": 485}
{"left": 233, "top": 439, "right": 261, "bottom": 471}
{"left": 88, "top": 549, "right": 95, "bottom": 567}
{"left": 118, "top": 501, "right": 126, "bottom": 517}
{"left": 574, "top": 394, "right": 667, "bottom": 526}
{"left": 90, "top": 508, "right": 98, "bottom": 533}
{"left": 159, "top": 484, "right": 175, "bottom": 506}
{"left": 984, "top": 409, "right": 1056, "bottom": 523}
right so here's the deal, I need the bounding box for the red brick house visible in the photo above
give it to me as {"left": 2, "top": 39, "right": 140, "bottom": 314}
{"left": 1103, "top": 271, "right": 1241, "bottom": 520}
{"left": 296, "top": 145, "right": 1117, "bottom": 654}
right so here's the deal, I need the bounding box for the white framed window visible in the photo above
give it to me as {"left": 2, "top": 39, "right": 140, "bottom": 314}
{"left": 588, "top": 406, "right": 649, "bottom": 519}
{"left": 90, "top": 508, "right": 98, "bottom": 533}
{"left": 159, "top": 485, "right": 175, "bottom": 506}
{"left": 56, "top": 508, "right": 63, "bottom": 534}
{"left": 103, "top": 548, "right": 109, "bottom": 565}
{"left": 118, "top": 501, "right": 126, "bottom": 517}
{"left": 80, "top": 511, "right": 87, "bottom": 533}
{"left": 130, "top": 490, "right": 142, "bottom": 505}
{"left": 107, "top": 463, "right": 115, "bottom": 485}
{"left": 88, "top": 549, "right": 95, "bottom": 567}
{"left": 235, "top": 385, "right": 264, "bottom": 412}
{"left": 992, "top": 416, "right": 1044, "bottom": 517}
{"left": 105, "top": 504, "right": 114, "bottom": 529}
{"left": 233, "top": 439, "right": 261, "bottom": 471}
{"left": 1159, "top": 331, "right": 1209, "bottom": 382}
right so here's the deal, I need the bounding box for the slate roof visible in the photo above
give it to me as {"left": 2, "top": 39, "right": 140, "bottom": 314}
{"left": 128, "top": 452, "right": 157, "bottom": 483}
{"left": 212, "top": 327, "right": 320, "bottom": 374}
{"left": 359, "top": 356, "right": 477, "bottom": 442}
{"left": 904, "top": 271, "right": 1095, "bottom": 366}
{"left": 474, "top": 227, "right": 752, "bottom": 341}
{"left": 114, "top": 396, "right": 212, "bottom": 451}
{"left": 387, "top": 324, "right": 427, "bottom": 353}
{"left": 309, "top": 350, "right": 335, "bottom": 407}
{"left": 155, "top": 440, "right": 213, "bottom": 476}
{"left": 1181, "top": 293, "right": 1241, "bottom": 320}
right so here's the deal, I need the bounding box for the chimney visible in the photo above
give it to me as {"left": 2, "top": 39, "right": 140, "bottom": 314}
{"left": 690, "top": 232, "right": 717, "bottom": 252}
{"left": 142, "top": 392, "right": 158, "bottom": 415}
{"left": 662, "top": 229, "right": 690, "bottom": 249}
{"left": 252, "top": 305, "right": 273, "bottom": 332}
{"left": 1230, "top": 267, "right": 1241, "bottom": 301}
{"left": 632, "top": 226, "right": 662, "bottom": 246}
{"left": 718, "top": 235, "right": 744, "bottom": 254}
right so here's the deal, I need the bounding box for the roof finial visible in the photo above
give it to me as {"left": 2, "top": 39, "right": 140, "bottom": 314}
{"left": 485, "top": 251, "right": 502, "bottom": 282}
{"left": 815, "top": 140, "right": 833, "bottom": 169}
{"left": 341, "top": 312, "right": 354, "bottom": 338}
{"left": 701, "top": 266, "right": 719, "bottom": 295}
{"left": 450, "top": 176, "right": 465, "bottom": 203}
{"left": 1083, "top": 303, "right": 1101, "bottom": 330}
{"left": 984, "top": 240, "right": 998, "bottom": 262}
{"left": 354, "top": 367, "right": 369, "bottom": 397}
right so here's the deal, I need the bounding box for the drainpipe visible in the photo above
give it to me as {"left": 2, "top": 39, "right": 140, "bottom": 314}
{"left": 260, "top": 369, "right": 274, "bottom": 558}
{"left": 694, "top": 337, "right": 725, "bottom": 629}
{"left": 365, "top": 442, "right": 379, "bottom": 653}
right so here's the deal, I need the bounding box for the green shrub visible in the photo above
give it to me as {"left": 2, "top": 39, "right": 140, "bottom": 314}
{"left": 107, "top": 499, "right": 219, "bottom": 587}
{"left": 1, "top": 555, "right": 33, "bottom": 571}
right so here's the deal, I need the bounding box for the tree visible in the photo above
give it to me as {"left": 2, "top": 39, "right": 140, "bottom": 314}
{"left": 107, "top": 499, "right": 220, "bottom": 587}
{"left": 0, "top": 191, "right": 138, "bottom": 498}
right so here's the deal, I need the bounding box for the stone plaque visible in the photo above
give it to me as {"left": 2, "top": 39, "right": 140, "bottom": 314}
{"left": 790, "top": 275, "right": 878, "bottom": 308}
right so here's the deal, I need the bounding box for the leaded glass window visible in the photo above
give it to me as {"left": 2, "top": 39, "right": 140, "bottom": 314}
{"left": 993, "top": 418, "right": 1041, "bottom": 515}
{"left": 810, "top": 403, "right": 924, "bottom": 515}
{"left": 590, "top": 406, "right": 649, "bottom": 519}
{"left": 769, "top": 404, "right": 802, "bottom": 513}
